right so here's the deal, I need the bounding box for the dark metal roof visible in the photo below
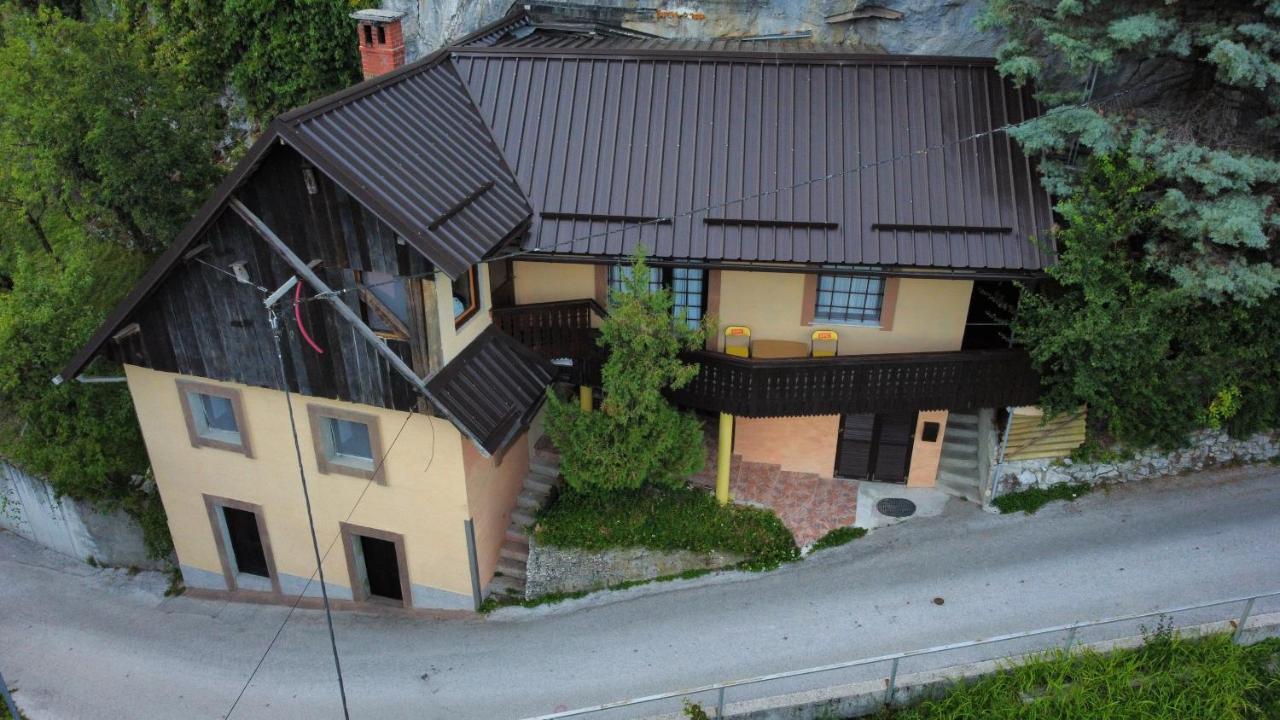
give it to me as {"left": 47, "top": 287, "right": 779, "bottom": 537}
{"left": 280, "top": 58, "right": 531, "bottom": 280}
{"left": 426, "top": 326, "right": 555, "bottom": 455}
{"left": 452, "top": 49, "right": 1055, "bottom": 271}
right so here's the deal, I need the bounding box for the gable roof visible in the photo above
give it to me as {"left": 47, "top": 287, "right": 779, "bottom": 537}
{"left": 426, "top": 326, "right": 555, "bottom": 455}
{"left": 453, "top": 45, "right": 1055, "bottom": 271}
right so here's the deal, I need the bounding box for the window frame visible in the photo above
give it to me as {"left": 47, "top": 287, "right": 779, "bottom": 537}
{"left": 453, "top": 265, "right": 480, "bottom": 328}
{"left": 307, "top": 404, "right": 385, "bottom": 483}
{"left": 203, "top": 494, "right": 281, "bottom": 595}
{"left": 355, "top": 270, "right": 410, "bottom": 341}
{"left": 811, "top": 270, "right": 887, "bottom": 327}
{"left": 340, "top": 522, "right": 412, "bottom": 609}
{"left": 607, "top": 264, "right": 708, "bottom": 329}
{"left": 177, "top": 379, "right": 252, "bottom": 457}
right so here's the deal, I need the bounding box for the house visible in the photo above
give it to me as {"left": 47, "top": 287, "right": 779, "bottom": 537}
{"left": 58, "top": 7, "right": 1050, "bottom": 611}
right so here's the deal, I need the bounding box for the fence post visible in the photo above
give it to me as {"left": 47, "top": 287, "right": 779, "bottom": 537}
{"left": 1063, "top": 626, "right": 1078, "bottom": 653}
{"left": 716, "top": 687, "right": 726, "bottom": 718}
{"left": 1233, "top": 597, "right": 1256, "bottom": 644}
{"left": 885, "top": 657, "right": 900, "bottom": 705}
{"left": 0, "top": 666, "right": 20, "bottom": 720}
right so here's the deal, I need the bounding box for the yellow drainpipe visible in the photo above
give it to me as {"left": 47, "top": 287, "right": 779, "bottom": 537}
{"left": 716, "top": 412, "right": 733, "bottom": 505}
{"left": 579, "top": 385, "right": 592, "bottom": 412}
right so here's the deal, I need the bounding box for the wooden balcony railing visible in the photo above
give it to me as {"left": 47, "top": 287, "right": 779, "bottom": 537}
{"left": 491, "top": 299, "right": 1041, "bottom": 417}
{"left": 669, "top": 348, "right": 1041, "bottom": 417}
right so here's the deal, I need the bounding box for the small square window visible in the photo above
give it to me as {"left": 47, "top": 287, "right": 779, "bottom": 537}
{"left": 308, "top": 405, "right": 384, "bottom": 482}
{"left": 814, "top": 269, "right": 885, "bottom": 326}
{"left": 178, "top": 380, "right": 251, "bottom": 456}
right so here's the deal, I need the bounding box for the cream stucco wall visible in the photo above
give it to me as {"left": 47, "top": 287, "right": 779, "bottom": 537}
{"left": 716, "top": 272, "right": 972, "bottom": 355}
{"left": 126, "top": 365, "right": 476, "bottom": 607}
{"left": 513, "top": 261, "right": 597, "bottom": 306}
{"left": 462, "top": 433, "right": 530, "bottom": 588}
{"left": 435, "top": 263, "right": 493, "bottom": 364}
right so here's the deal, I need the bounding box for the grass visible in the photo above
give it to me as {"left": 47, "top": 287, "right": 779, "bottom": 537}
{"left": 0, "top": 689, "right": 26, "bottom": 720}
{"left": 993, "top": 481, "right": 1094, "bottom": 514}
{"left": 810, "top": 526, "right": 868, "bottom": 552}
{"left": 534, "top": 485, "right": 799, "bottom": 568}
{"left": 871, "top": 632, "right": 1280, "bottom": 720}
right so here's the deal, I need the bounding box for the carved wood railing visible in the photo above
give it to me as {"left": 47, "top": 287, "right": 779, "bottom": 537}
{"left": 491, "top": 299, "right": 1041, "bottom": 417}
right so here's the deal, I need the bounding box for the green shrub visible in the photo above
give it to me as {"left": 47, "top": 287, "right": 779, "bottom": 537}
{"left": 810, "top": 526, "right": 867, "bottom": 552}
{"left": 879, "top": 634, "right": 1279, "bottom": 720}
{"left": 545, "top": 250, "right": 711, "bottom": 493}
{"left": 535, "top": 485, "right": 798, "bottom": 567}
{"left": 992, "top": 482, "right": 1093, "bottom": 515}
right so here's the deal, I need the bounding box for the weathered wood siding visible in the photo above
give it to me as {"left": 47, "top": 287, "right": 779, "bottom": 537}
{"left": 112, "top": 145, "right": 432, "bottom": 411}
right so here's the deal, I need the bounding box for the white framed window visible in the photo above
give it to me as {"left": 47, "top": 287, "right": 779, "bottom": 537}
{"left": 177, "top": 380, "right": 251, "bottom": 456}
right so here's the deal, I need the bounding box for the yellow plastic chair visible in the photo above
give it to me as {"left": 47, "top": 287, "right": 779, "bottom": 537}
{"left": 724, "top": 326, "right": 751, "bottom": 357}
{"left": 811, "top": 329, "right": 838, "bottom": 357}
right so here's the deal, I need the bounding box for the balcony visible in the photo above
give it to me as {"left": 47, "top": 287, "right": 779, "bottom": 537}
{"left": 491, "top": 299, "right": 1041, "bottom": 418}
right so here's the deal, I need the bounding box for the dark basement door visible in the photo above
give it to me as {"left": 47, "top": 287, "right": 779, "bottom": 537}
{"left": 222, "top": 506, "right": 269, "bottom": 578}
{"left": 359, "top": 535, "right": 404, "bottom": 602}
{"left": 835, "top": 412, "right": 917, "bottom": 483}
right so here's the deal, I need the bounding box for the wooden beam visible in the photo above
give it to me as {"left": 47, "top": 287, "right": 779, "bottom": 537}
{"left": 227, "top": 197, "right": 495, "bottom": 456}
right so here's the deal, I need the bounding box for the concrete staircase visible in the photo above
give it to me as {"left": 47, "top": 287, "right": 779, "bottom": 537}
{"left": 487, "top": 456, "right": 560, "bottom": 599}
{"left": 936, "top": 412, "right": 983, "bottom": 503}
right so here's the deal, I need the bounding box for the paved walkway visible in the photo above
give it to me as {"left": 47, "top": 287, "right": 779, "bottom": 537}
{"left": 2, "top": 465, "right": 1278, "bottom": 720}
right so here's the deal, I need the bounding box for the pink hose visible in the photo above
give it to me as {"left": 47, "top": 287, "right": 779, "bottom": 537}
{"left": 294, "top": 281, "right": 325, "bottom": 354}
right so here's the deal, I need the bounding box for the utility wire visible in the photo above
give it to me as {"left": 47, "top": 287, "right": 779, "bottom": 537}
{"left": 491, "top": 71, "right": 1189, "bottom": 262}
{"left": 221, "top": 302, "right": 426, "bottom": 719}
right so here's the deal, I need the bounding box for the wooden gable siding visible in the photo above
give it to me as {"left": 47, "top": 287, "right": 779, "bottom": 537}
{"left": 112, "top": 145, "right": 430, "bottom": 411}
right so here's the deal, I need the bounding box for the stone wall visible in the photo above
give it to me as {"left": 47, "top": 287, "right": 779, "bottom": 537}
{"left": 995, "top": 430, "right": 1279, "bottom": 495}
{"left": 525, "top": 537, "right": 744, "bottom": 599}
{"left": 0, "top": 461, "right": 165, "bottom": 569}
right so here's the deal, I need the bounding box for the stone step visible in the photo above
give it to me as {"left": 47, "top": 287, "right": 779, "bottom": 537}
{"left": 944, "top": 425, "right": 979, "bottom": 442}
{"left": 939, "top": 456, "right": 976, "bottom": 473}
{"left": 488, "top": 575, "right": 525, "bottom": 597}
{"left": 947, "top": 413, "right": 980, "bottom": 427}
{"left": 497, "top": 557, "right": 527, "bottom": 580}
{"left": 500, "top": 543, "right": 529, "bottom": 563}
{"left": 524, "top": 475, "right": 556, "bottom": 496}
{"left": 516, "top": 491, "right": 545, "bottom": 511}
{"left": 529, "top": 461, "right": 560, "bottom": 479}
{"left": 511, "top": 509, "right": 536, "bottom": 530}
{"left": 936, "top": 472, "right": 982, "bottom": 503}
{"left": 505, "top": 528, "right": 529, "bottom": 547}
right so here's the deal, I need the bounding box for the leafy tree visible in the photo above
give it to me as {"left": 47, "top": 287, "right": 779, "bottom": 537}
{"left": 544, "top": 251, "right": 712, "bottom": 493}
{"left": 981, "top": 0, "right": 1280, "bottom": 305}
{"left": 0, "top": 5, "right": 225, "bottom": 254}
{"left": 1015, "top": 154, "right": 1280, "bottom": 448}
{"left": 123, "top": 0, "right": 370, "bottom": 127}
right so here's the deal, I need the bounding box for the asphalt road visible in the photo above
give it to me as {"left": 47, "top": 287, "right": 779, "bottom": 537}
{"left": 2, "top": 465, "right": 1278, "bottom": 719}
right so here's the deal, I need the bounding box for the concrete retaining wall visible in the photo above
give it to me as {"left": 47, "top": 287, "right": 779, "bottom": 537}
{"left": 996, "top": 430, "right": 1279, "bottom": 495}
{"left": 525, "top": 537, "right": 744, "bottom": 599}
{"left": 0, "top": 461, "right": 163, "bottom": 569}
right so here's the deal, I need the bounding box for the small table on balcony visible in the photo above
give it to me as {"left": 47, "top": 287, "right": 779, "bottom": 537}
{"left": 750, "top": 339, "right": 809, "bottom": 359}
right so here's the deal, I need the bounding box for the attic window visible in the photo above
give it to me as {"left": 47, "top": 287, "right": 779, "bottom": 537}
{"left": 453, "top": 266, "right": 479, "bottom": 328}
{"left": 177, "top": 380, "right": 251, "bottom": 457}
{"left": 356, "top": 271, "right": 409, "bottom": 340}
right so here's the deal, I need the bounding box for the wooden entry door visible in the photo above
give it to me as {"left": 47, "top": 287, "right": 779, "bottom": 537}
{"left": 835, "top": 412, "right": 917, "bottom": 483}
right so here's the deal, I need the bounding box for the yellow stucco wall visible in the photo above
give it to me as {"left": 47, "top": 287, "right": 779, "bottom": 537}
{"left": 506, "top": 261, "right": 973, "bottom": 355}
{"left": 512, "top": 261, "right": 597, "bottom": 306}
{"left": 716, "top": 272, "right": 972, "bottom": 355}
{"left": 126, "top": 365, "right": 475, "bottom": 602}
{"left": 462, "top": 433, "right": 530, "bottom": 587}
{"left": 435, "top": 263, "right": 493, "bottom": 364}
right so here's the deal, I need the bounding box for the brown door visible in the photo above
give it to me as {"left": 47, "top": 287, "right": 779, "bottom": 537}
{"left": 835, "top": 412, "right": 917, "bottom": 483}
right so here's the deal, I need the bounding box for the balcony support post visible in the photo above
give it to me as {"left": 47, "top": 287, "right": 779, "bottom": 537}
{"left": 579, "top": 385, "right": 592, "bottom": 412}
{"left": 716, "top": 412, "right": 734, "bottom": 505}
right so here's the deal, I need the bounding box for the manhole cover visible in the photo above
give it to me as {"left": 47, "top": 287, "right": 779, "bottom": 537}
{"left": 876, "top": 498, "right": 917, "bottom": 518}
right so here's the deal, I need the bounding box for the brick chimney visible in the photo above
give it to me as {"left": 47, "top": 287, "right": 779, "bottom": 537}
{"left": 351, "top": 9, "right": 406, "bottom": 80}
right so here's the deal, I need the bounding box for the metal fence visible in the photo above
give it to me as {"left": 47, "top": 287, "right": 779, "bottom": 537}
{"left": 519, "top": 589, "right": 1280, "bottom": 720}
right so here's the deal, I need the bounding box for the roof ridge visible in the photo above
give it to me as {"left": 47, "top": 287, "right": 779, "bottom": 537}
{"left": 449, "top": 44, "right": 998, "bottom": 65}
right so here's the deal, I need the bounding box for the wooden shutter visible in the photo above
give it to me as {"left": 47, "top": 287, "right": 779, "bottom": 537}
{"left": 836, "top": 413, "right": 876, "bottom": 479}
{"left": 872, "top": 412, "right": 917, "bottom": 483}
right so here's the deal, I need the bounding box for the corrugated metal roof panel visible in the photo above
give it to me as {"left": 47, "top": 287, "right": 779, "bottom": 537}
{"left": 427, "top": 326, "right": 555, "bottom": 455}
{"left": 284, "top": 59, "right": 532, "bottom": 279}
{"left": 453, "top": 52, "right": 1055, "bottom": 271}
